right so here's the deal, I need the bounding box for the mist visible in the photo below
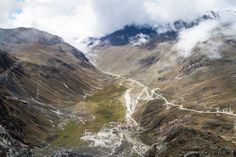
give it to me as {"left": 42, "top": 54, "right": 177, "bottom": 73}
{"left": 1, "top": 0, "right": 236, "bottom": 50}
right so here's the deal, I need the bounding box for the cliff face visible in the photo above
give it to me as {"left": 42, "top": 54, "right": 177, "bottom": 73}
{"left": 0, "top": 28, "right": 108, "bottom": 156}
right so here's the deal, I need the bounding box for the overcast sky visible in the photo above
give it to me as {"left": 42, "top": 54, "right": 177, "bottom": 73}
{"left": 1, "top": 0, "right": 236, "bottom": 50}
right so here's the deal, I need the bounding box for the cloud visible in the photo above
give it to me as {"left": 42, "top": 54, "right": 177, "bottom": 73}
{"left": 176, "top": 20, "right": 219, "bottom": 57}
{"left": 0, "top": 0, "right": 22, "bottom": 26}
{"left": 144, "top": 0, "right": 233, "bottom": 23}
{"left": 175, "top": 9, "right": 236, "bottom": 58}
{"left": 130, "top": 33, "right": 150, "bottom": 46}
{"left": 0, "top": 0, "right": 236, "bottom": 51}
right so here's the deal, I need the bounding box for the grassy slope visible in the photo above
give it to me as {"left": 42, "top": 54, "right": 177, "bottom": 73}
{"left": 52, "top": 83, "right": 126, "bottom": 147}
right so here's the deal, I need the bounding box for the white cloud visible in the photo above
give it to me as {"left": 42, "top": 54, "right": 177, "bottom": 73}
{"left": 144, "top": 0, "right": 232, "bottom": 23}
{"left": 175, "top": 9, "right": 236, "bottom": 58}
{"left": 176, "top": 20, "right": 219, "bottom": 57}
{"left": 130, "top": 34, "right": 150, "bottom": 46}
{"left": 0, "top": 0, "right": 236, "bottom": 51}
{"left": 0, "top": 0, "right": 22, "bottom": 26}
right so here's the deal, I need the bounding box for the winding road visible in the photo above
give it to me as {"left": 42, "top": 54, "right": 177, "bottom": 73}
{"left": 126, "top": 77, "right": 236, "bottom": 118}
{"left": 80, "top": 71, "right": 236, "bottom": 157}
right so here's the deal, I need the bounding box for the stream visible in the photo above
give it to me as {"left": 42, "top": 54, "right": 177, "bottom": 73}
{"left": 80, "top": 77, "right": 151, "bottom": 157}
{"left": 47, "top": 68, "right": 236, "bottom": 157}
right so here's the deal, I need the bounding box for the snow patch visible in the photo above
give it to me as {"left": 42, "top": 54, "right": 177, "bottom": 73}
{"left": 130, "top": 33, "right": 150, "bottom": 46}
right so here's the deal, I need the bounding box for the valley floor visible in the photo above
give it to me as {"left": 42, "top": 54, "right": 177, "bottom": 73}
{"left": 33, "top": 76, "right": 151, "bottom": 157}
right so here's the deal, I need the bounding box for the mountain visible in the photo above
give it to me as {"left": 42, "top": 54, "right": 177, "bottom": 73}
{"left": 0, "top": 11, "right": 234, "bottom": 157}
{"left": 100, "top": 25, "right": 158, "bottom": 46}
{"left": 88, "top": 17, "right": 236, "bottom": 156}
{"left": 89, "top": 11, "right": 219, "bottom": 47}
{"left": 0, "top": 27, "right": 111, "bottom": 156}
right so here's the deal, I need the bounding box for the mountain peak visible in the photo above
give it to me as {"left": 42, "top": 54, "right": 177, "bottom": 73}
{"left": 100, "top": 25, "right": 158, "bottom": 46}
{"left": 0, "top": 27, "right": 63, "bottom": 45}
{"left": 88, "top": 11, "right": 220, "bottom": 47}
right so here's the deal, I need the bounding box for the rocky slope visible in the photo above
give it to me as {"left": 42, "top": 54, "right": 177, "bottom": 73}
{"left": 88, "top": 22, "right": 236, "bottom": 156}
{"left": 0, "top": 27, "right": 111, "bottom": 156}
{"left": 1, "top": 12, "right": 235, "bottom": 157}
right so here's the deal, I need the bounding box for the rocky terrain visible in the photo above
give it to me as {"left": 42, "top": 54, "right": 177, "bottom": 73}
{"left": 88, "top": 21, "right": 236, "bottom": 156}
{"left": 0, "top": 27, "right": 114, "bottom": 156}
{"left": 1, "top": 11, "right": 236, "bottom": 157}
{"left": 0, "top": 27, "right": 156, "bottom": 157}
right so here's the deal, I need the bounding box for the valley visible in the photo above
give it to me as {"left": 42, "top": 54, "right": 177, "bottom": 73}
{"left": 0, "top": 27, "right": 156, "bottom": 157}
{"left": 1, "top": 21, "right": 236, "bottom": 157}
{"left": 1, "top": 1, "right": 236, "bottom": 157}
{"left": 87, "top": 23, "right": 236, "bottom": 157}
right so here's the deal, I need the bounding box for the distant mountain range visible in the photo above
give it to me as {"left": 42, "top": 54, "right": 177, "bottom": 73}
{"left": 86, "top": 11, "right": 219, "bottom": 47}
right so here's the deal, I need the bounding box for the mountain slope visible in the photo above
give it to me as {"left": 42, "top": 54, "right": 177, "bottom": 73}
{"left": 0, "top": 27, "right": 109, "bottom": 156}
{"left": 88, "top": 22, "right": 236, "bottom": 156}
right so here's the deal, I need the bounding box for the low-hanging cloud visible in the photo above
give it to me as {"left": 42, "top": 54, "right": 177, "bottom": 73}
{"left": 176, "top": 20, "right": 219, "bottom": 57}
{"left": 1, "top": 0, "right": 236, "bottom": 50}
{"left": 175, "top": 9, "right": 236, "bottom": 58}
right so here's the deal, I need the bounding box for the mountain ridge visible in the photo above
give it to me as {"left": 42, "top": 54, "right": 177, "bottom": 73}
{"left": 88, "top": 16, "right": 236, "bottom": 157}
{"left": 85, "top": 11, "right": 219, "bottom": 47}
{"left": 0, "top": 27, "right": 111, "bottom": 156}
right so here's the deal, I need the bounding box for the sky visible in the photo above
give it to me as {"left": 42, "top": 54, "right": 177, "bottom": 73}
{"left": 0, "top": 0, "right": 236, "bottom": 51}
